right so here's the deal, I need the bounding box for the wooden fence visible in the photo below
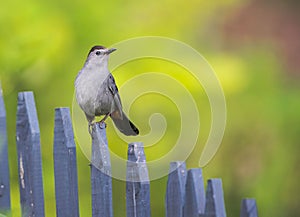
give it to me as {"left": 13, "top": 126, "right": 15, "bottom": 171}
{"left": 0, "top": 90, "right": 259, "bottom": 217}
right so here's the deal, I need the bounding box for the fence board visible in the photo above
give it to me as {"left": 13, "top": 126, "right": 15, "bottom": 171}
{"left": 126, "top": 142, "right": 151, "bottom": 217}
{"left": 91, "top": 122, "right": 113, "bottom": 217}
{"left": 203, "top": 178, "right": 226, "bottom": 217}
{"left": 1, "top": 90, "right": 260, "bottom": 217}
{"left": 0, "top": 85, "right": 11, "bottom": 212}
{"left": 165, "top": 161, "right": 187, "bottom": 217}
{"left": 53, "top": 108, "right": 79, "bottom": 217}
{"left": 183, "top": 168, "right": 205, "bottom": 217}
{"left": 240, "top": 199, "right": 258, "bottom": 217}
{"left": 16, "top": 91, "right": 44, "bottom": 217}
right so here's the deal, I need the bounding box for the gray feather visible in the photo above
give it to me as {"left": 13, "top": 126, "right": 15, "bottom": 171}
{"left": 111, "top": 112, "right": 139, "bottom": 136}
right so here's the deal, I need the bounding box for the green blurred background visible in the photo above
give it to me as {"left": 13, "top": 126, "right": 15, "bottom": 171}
{"left": 1, "top": 0, "right": 300, "bottom": 216}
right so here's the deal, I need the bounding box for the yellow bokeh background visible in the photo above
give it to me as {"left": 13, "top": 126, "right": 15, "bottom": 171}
{"left": 1, "top": 0, "right": 300, "bottom": 216}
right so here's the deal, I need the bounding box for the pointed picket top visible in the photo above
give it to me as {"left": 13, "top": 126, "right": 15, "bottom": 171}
{"left": 126, "top": 142, "right": 151, "bottom": 217}
{"left": 183, "top": 168, "right": 205, "bottom": 217}
{"left": 16, "top": 91, "right": 44, "bottom": 217}
{"left": 127, "top": 142, "right": 146, "bottom": 162}
{"left": 204, "top": 178, "right": 226, "bottom": 217}
{"left": 17, "top": 92, "right": 40, "bottom": 135}
{"left": 54, "top": 108, "right": 79, "bottom": 217}
{"left": 127, "top": 142, "right": 149, "bottom": 183}
{"left": 240, "top": 199, "right": 258, "bottom": 217}
{"left": 54, "top": 107, "right": 76, "bottom": 148}
{"left": 166, "top": 161, "right": 187, "bottom": 217}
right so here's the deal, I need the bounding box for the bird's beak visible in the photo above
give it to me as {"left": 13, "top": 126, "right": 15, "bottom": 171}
{"left": 106, "top": 48, "right": 117, "bottom": 54}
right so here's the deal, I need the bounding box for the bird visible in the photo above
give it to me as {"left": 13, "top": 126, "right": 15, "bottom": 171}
{"left": 75, "top": 45, "right": 139, "bottom": 136}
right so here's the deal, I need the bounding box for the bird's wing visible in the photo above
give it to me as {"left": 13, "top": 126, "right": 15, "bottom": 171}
{"left": 107, "top": 73, "right": 123, "bottom": 119}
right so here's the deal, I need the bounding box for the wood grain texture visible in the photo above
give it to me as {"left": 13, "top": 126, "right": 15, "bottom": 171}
{"left": 91, "top": 122, "right": 113, "bottom": 217}
{"left": 204, "top": 179, "right": 226, "bottom": 217}
{"left": 53, "top": 108, "right": 79, "bottom": 217}
{"left": 16, "top": 91, "right": 44, "bottom": 217}
{"left": 126, "top": 142, "right": 151, "bottom": 217}
{"left": 0, "top": 84, "right": 10, "bottom": 213}
{"left": 165, "top": 161, "right": 187, "bottom": 217}
{"left": 183, "top": 168, "right": 205, "bottom": 217}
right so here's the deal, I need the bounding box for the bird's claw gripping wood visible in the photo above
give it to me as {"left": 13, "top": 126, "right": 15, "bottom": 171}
{"left": 97, "top": 121, "right": 107, "bottom": 129}
{"left": 88, "top": 119, "right": 107, "bottom": 135}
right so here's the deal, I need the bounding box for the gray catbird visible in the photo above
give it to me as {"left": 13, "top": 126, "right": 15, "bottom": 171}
{"left": 75, "top": 45, "right": 139, "bottom": 136}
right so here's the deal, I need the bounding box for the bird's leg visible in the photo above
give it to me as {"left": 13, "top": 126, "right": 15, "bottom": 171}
{"left": 85, "top": 114, "right": 95, "bottom": 135}
{"left": 100, "top": 113, "right": 110, "bottom": 122}
{"left": 97, "top": 113, "right": 111, "bottom": 129}
{"left": 88, "top": 121, "right": 93, "bottom": 135}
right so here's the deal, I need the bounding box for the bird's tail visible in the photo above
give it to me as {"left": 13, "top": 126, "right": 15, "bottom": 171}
{"left": 111, "top": 112, "right": 139, "bottom": 136}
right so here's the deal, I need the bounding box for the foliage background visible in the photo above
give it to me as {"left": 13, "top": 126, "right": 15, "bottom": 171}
{"left": 1, "top": 0, "right": 300, "bottom": 216}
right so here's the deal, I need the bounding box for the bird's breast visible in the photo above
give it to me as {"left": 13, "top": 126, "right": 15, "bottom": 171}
{"left": 75, "top": 69, "right": 110, "bottom": 116}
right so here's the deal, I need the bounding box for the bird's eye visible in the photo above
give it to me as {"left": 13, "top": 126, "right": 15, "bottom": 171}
{"left": 96, "top": 51, "right": 101, "bottom": 56}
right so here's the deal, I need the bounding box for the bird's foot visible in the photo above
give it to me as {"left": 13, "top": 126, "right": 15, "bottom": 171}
{"left": 88, "top": 122, "right": 93, "bottom": 135}
{"left": 88, "top": 121, "right": 106, "bottom": 135}
{"left": 97, "top": 121, "right": 107, "bottom": 129}
{"left": 96, "top": 113, "right": 110, "bottom": 129}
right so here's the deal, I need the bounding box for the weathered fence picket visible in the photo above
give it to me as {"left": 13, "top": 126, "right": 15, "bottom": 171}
{"left": 165, "top": 161, "right": 187, "bottom": 217}
{"left": 126, "top": 142, "right": 151, "bottom": 217}
{"left": 0, "top": 85, "right": 10, "bottom": 213}
{"left": 91, "top": 122, "right": 113, "bottom": 217}
{"left": 202, "top": 179, "right": 227, "bottom": 217}
{"left": 240, "top": 199, "right": 258, "bottom": 217}
{"left": 53, "top": 108, "right": 79, "bottom": 217}
{"left": 16, "top": 91, "right": 45, "bottom": 217}
{"left": 0, "top": 89, "right": 259, "bottom": 217}
{"left": 183, "top": 168, "right": 205, "bottom": 217}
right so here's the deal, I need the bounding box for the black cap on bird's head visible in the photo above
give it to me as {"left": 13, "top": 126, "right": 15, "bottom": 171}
{"left": 88, "top": 45, "right": 117, "bottom": 57}
{"left": 88, "top": 45, "right": 106, "bottom": 54}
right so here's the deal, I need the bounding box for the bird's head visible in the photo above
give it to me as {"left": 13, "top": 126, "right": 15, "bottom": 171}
{"left": 85, "top": 45, "right": 117, "bottom": 67}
